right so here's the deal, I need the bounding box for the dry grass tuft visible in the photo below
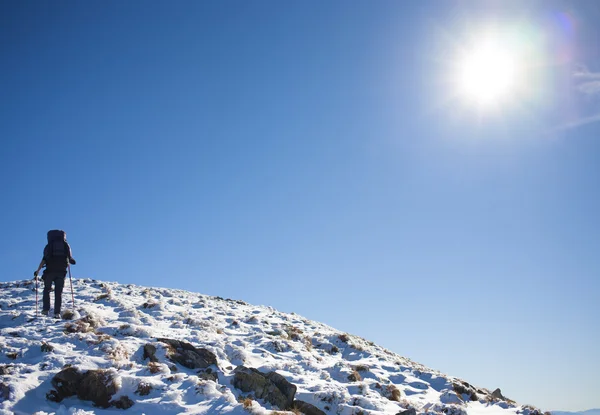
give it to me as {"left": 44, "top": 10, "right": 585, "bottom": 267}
{"left": 95, "top": 293, "right": 110, "bottom": 302}
{"left": 64, "top": 314, "right": 102, "bottom": 334}
{"left": 386, "top": 384, "right": 401, "bottom": 401}
{"left": 136, "top": 381, "right": 153, "bottom": 396}
{"left": 148, "top": 362, "right": 162, "bottom": 374}
{"left": 242, "top": 397, "right": 253, "bottom": 409}
{"left": 347, "top": 369, "right": 362, "bottom": 382}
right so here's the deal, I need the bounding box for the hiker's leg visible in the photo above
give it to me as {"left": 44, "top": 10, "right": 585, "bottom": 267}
{"left": 54, "top": 276, "right": 65, "bottom": 315}
{"left": 42, "top": 276, "right": 52, "bottom": 312}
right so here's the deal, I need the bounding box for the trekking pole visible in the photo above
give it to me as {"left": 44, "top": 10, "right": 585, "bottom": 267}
{"left": 68, "top": 264, "right": 75, "bottom": 309}
{"left": 35, "top": 276, "right": 39, "bottom": 317}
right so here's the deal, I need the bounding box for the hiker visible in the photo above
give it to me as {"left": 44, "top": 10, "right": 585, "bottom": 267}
{"left": 33, "top": 230, "right": 76, "bottom": 318}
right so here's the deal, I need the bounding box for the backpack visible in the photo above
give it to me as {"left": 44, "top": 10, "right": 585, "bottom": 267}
{"left": 43, "top": 230, "right": 72, "bottom": 272}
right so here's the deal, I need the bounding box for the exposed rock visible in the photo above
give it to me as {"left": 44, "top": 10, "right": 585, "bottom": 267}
{"left": 78, "top": 369, "right": 118, "bottom": 408}
{"left": 198, "top": 368, "right": 219, "bottom": 382}
{"left": 265, "top": 371, "right": 296, "bottom": 408}
{"left": 0, "top": 382, "right": 10, "bottom": 401}
{"left": 47, "top": 367, "right": 118, "bottom": 408}
{"left": 111, "top": 395, "right": 134, "bottom": 409}
{"left": 41, "top": 342, "right": 54, "bottom": 353}
{"left": 293, "top": 400, "right": 326, "bottom": 415}
{"left": 157, "top": 338, "right": 217, "bottom": 369}
{"left": 452, "top": 382, "right": 478, "bottom": 402}
{"left": 492, "top": 388, "right": 505, "bottom": 400}
{"left": 143, "top": 344, "right": 158, "bottom": 362}
{"left": 49, "top": 367, "right": 83, "bottom": 400}
{"left": 0, "top": 365, "right": 13, "bottom": 375}
{"left": 397, "top": 408, "right": 417, "bottom": 415}
{"left": 232, "top": 366, "right": 295, "bottom": 409}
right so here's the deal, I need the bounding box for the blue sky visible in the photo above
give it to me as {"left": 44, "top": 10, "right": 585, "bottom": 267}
{"left": 1, "top": 1, "right": 598, "bottom": 411}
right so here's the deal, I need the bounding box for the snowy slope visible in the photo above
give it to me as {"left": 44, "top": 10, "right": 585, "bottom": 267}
{"left": 0, "top": 279, "right": 549, "bottom": 415}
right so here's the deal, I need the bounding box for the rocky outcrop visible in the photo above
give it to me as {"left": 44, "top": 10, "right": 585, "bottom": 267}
{"left": 452, "top": 381, "right": 478, "bottom": 402}
{"left": 157, "top": 338, "right": 217, "bottom": 369}
{"left": 232, "top": 366, "right": 296, "bottom": 409}
{"left": 397, "top": 408, "right": 417, "bottom": 415}
{"left": 46, "top": 367, "right": 130, "bottom": 409}
{"left": 492, "top": 388, "right": 505, "bottom": 400}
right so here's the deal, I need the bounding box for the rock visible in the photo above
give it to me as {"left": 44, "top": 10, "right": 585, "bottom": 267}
{"left": 143, "top": 344, "right": 158, "bottom": 362}
{"left": 293, "top": 400, "right": 326, "bottom": 415}
{"left": 266, "top": 371, "right": 296, "bottom": 408}
{"left": 157, "top": 338, "right": 217, "bottom": 369}
{"left": 47, "top": 367, "right": 118, "bottom": 408}
{"left": 452, "top": 381, "right": 478, "bottom": 402}
{"left": 232, "top": 366, "right": 295, "bottom": 409}
{"left": 77, "top": 370, "right": 118, "bottom": 408}
{"left": 41, "top": 342, "right": 54, "bottom": 353}
{"left": 492, "top": 388, "right": 505, "bottom": 400}
{"left": 50, "top": 367, "right": 83, "bottom": 401}
{"left": 397, "top": 408, "right": 417, "bottom": 415}
{"left": 111, "top": 395, "right": 134, "bottom": 409}
{"left": 198, "top": 368, "right": 219, "bottom": 382}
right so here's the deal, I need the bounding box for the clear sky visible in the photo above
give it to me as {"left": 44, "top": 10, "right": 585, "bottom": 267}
{"left": 1, "top": 0, "right": 598, "bottom": 411}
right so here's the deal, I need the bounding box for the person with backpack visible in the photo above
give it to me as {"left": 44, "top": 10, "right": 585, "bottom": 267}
{"left": 33, "top": 230, "right": 76, "bottom": 318}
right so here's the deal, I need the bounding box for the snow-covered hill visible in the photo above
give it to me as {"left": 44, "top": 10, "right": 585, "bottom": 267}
{"left": 0, "top": 279, "right": 549, "bottom": 415}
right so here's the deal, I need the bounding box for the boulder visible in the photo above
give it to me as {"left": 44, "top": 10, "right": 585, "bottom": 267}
{"left": 232, "top": 366, "right": 295, "bottom": 409}
{"left": 266, "top": 371, "right": 296, "bottom": 408}
{"left": 47, "top": 367, "right": 119, "bottom": 409}
{"left": 50, "top": 367, "right": 83, "bottom": 400}
{"left": 397, "top": 409, "right": 417, "bottom": 415}
{"left": 77, "top": 369, "right": 118, "bottom": 408}
{"left": 143, "top": 344, "right": 158, "bottom": 362}
{"left": 157, "top": 338, "right": 217, "bottom": 369}
{"left": 293, "top": 400, "right": 326, "bottom": 415}
{"left": 492, "top": 388, "right": 505, "bottom": 400}
{"left": 111, "top": 395, "right": 134, "bottom": 409}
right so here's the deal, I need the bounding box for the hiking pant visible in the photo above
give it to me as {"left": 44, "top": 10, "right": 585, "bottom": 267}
{"left": 42, "top": 272, "right": 66, "bottom": 314}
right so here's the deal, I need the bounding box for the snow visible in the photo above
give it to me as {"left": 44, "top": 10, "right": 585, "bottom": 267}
{"left": 0, "top": 278, "right": 546, "bottom": 415}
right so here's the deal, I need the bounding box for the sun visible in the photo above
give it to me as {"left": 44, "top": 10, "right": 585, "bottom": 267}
{"left": 454, "top": 36, "right": 521, "bottom": 108}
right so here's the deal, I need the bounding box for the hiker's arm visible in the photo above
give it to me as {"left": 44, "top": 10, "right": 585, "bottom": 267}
{"left": 34, "top": 259, "right": 45, "bottom": 278}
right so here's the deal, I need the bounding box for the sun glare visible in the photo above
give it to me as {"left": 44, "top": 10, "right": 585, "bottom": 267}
{"left": 455, "top": 36, "right": 521, "bottom": 109}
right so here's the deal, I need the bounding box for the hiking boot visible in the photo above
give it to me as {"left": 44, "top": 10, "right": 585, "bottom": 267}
{"left": 41, "top": 310, "right": 49, "bottom": 316}
{"left": 54, "top": 313, "right": 61, "bottom": 319}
